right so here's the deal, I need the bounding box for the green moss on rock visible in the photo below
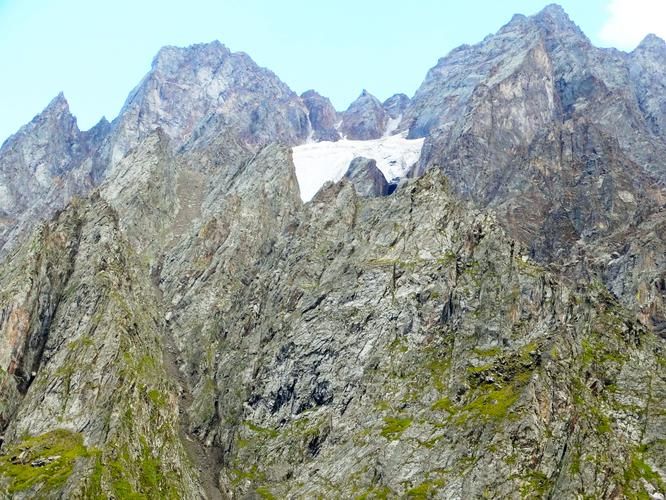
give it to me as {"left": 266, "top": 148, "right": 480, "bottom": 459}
{"left": 0, "top": 429, "right": 89, "bottom": 495}
{"left": 380, "top": 417, "right": 413, "bottom": 440}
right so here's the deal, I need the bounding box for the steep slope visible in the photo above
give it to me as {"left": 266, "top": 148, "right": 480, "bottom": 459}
{"left": 0, "top": 94, "right": 109, "bottom": 254}
{"left": 0, "top": 42, "right": 312, "bottom": 258}
{"left": 403, "top": 4, "right": 666, "bottom": 338}
{"left": 108, "top": 41, "right": 311, "bottom": 168}
{"left": 629, "top": 34, "right": 666, "bottom": 141}
{"left": 98, "top": 113, "right": 664, "bottom": 497}
{"left": 0, "top": 198, "right": 202, "bottom": 498}
{"left": 155, "top": 163, "right": 665, "bottom": 498}
{"left": 301, "top": 90, "right": 341, "bottom": 142}
{"left": 100, "top": 129, "right": 181, "bottom": 259}
{"left": 340, "top": 90, "right": 388, "bottom": 140}
{"left": 0, "top": 4, "right": 665, "bottom": 499}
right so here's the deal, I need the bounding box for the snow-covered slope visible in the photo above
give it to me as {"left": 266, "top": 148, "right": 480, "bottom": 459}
{"left": 292, "top": 133, "right": 424, "bottom": 201}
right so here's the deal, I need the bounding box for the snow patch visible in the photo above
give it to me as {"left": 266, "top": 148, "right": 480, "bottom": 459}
{"left": 383, "top": 115, "right": 402, "bottom": 137}
{"left": 292, "top": 132, "right": 424, "bottom": 201}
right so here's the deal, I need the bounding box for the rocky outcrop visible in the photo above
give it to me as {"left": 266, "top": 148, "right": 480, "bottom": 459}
{"left": 0, "top": 4, "right": 665, "bottom": 499}
{"left": 402, "top": 4, "right": 666, "bottom": 338}
{"left": 100, "top": 129, "right": 181, "bottom": 259}
{"left": 0, "top": 42, "right": 313, "bottom": 258}
{"left": 629, "top": 34, "right": 666, "bottom": 141}
{"left": 383, "top": 93, "right": 410, "bottom": 120}
{"left": 301, "top": 90, "right": 340, "bottom": 142}
{"left": 158, "top": 165, "right": 665, "bottom": 498}
{"left": 343, "top": 156, "right": 389, "bottom": 197}
{"left": 107, "top": 41, "right": 311, "bottom": 168}
{"left": 0, "top": 94, "right": 109, "bottom": 254}
{"left": 0, "top": 197, "right": 202, "bottom": 498}
{"left": 340, "top": 90, "right": 387, "bottom": 140}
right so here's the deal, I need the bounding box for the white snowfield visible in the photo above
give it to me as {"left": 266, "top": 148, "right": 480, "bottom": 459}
{"left": 292, "top": 133, "right": 425, "bottom": 201}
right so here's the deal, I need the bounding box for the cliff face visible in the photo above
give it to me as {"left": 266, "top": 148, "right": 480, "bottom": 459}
{"left": 108, "top": 41, "right": 312, "bottom": 167}
{"left": 158, "top": 166, "right": 665, "bottom": 498}
{"left": 404, "top": 5, "right": 666, "bottom": 344}
{"left": 0, "top": 4, "right": 665, "bottom": 499}
{"left": 0, "top": 42, "right": 313, "bottom": 260}
{"left": 0, "top": 94, "right": 109, "bottom": 254}
{"left": 0, "top": 197, "right": 201, "bottom": 498}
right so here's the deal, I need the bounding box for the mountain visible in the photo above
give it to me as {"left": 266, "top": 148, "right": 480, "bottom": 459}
{"left": 0, "top": 4, "right": 665, "bottom": 499}
{"left": 0, "top": 94, "right": 109, "bottom": 252}
{"left": 404, "top": 4, "right": 666, "bottom": 339}
{"left": 301, "top": 90, "right": 341, "bottom": 142}
{"left": 0, "top": 42, "right": 313, "bottom": 259}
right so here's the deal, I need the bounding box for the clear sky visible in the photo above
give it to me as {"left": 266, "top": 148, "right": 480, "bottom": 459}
{"left": 0, "top": 0, "right": 664, "bottom": 141}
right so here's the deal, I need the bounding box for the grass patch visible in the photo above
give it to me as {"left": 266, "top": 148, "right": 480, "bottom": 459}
{"left": 623, "top": 450, "right": 666, "bottom": 498}
{"left": 256, "top": 485, "right": 276, "bottom": 499}
{"left": 405, "top": 475, "right": 447, "bottom": 499}
{"left": 244, "top": 421, "right": 279, "bottom": 439}
{"left": 147, "top": 389, "right": 167, "bottom": 407}
{"left": 455, "top": 372, "right": 531, "bottom": 425}
{"left": 518, "top": 470, "right": 551, "bottom": 498}
{"left": 354, "top": 485, "right": 392, "bottom": 499}
{"left": 0, "top": 429, "right": 89, "bottom": 495}
{"left": 474, "top": 347, "right": 502, "bottom": 358}
{"left": 431, "top": 397, "right": 456, "bottom": 414}
{"left": 380, "top": 417, "right": 413, "bottom": 440}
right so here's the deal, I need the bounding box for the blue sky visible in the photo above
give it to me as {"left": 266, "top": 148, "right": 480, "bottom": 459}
{"left": 0, "top": 0, "right": 663, "bottom": 141}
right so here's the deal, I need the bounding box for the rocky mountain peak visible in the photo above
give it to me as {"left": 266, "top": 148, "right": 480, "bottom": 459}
{"left": 0, "top": 91, "right": 80, "bottom": 169}
{"left": 20, "top": 92, "right": 77, "bottom": 139}
{"left": 349, "top": 90, "right": 382, "bottom": 107}
{"left": 340, "top": 90, "right": 387, "bottom": 140}
{"left": 535, "top": 3, "right": 568, "bottom": 20}
{"left": 43, "top": 91, "right": 71, "bottom": 115}
{"left": 1, "top": 6, "right": 666, "bottom": 499}
{"left": 530, "top": 2, "right": 588, "bottom": 40}
{"left": 151, "top": 40, "right": 230, "bottom": 72}
{"left": 383, "top": 93, "right": 410, "bottom": 120}
{"left": 635, "top": 33, "right": 666, "bottom": 53}
{"left": 629, "top": 33, "right": 666, "bottom": 141}
{"left": 301, "top": 90, "right": 340, "bottom": 142}
{"left": 109, "top": 40, "right": 310, "bottom": 166}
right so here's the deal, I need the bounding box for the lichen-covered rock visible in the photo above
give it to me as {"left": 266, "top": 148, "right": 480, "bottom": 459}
{"left": 0, "top": 4, "right": 665, "bottom": 499}
{"left": 0, "top": 197, "right": 202, "bottom": 498}
{"left": 161, "top": 167, "right": 665, "bottom": 498}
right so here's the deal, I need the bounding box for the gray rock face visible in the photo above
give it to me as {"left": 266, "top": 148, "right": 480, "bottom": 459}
{"left": 344, "top": 156, "right": 389, "bottom": 197}
{"left": 402, "top": 4, "right": 666, "bottom": 337}
{"left": 0, "top": 42, "right": 314, "bottom": 258}
{"left": 108, "top": 41, "right": 311, "bottom": 168}
{"left": 0, "top": 5, "right": 665, "bottom": 499}
{"left": 0, "top": 94, "right": 109, "bottom": 253}
{"left": 629, "top": 34, "right": 666, "bottom": 140}
{"left": 301, "top": 90, "right": 341, "bottom": 142}
{"left": 0, "top": 197, "right": 202, "bottom": 498}
{"left": 383, "top": 93, "right": 410, "bottom": 119}
{"left": 155, "top": 167, "right": 665, "bottom": 499}
{"left": 340, "top": 90, "right": 387, "bottom": 140}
